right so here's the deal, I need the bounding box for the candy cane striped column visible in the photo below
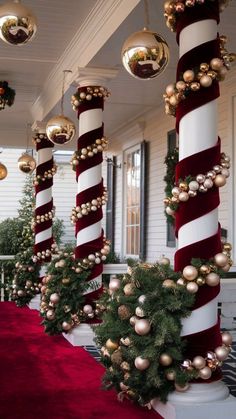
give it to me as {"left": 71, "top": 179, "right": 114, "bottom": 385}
{"left": 172, "top": 2, "right": 228, "bottom": 403}
{"left": 33, "top": 130, "right": 54, "bottom": 267}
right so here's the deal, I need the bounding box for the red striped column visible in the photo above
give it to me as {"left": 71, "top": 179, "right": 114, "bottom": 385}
{"left": 33, "top": 128, "right": 55, "bottom": 268}
{"left": 173, "top": 0, "right": 229, "bottom": 401}
{"left": 72, "top": 68, "right": 117, "bottom": 312}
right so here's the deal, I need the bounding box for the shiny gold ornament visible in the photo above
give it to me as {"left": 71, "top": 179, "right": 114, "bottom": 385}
{"left": 159, "top": 353, "right": 173, "bottom": 366}
{"left": 223, "top": 242, "right": 232, "bottom": 252}
{"left": 192, "top": 356, "right": 206, "bottom": 370}
{"left": 18, "top": 153, "right": 36, "bottom": 173}
{"left": 0, "top": 0, "right": 37, "bottom": 46}
{"left": 196, "top": 276, "right": 205, "bottom": 286}
{"left": 0, "top": 161, "right": 7, "bottom": 180}
{"left": 46, "top": 115, "right": 76, "bottom": 145}
{"left": 105, "top": 338, "right": 119, "bottom": 351}
{"left": 199, "top": 264, "right": 211, "bottom": 275}
{"left": 121, "top": 28, "right": 169, "bottom": 80}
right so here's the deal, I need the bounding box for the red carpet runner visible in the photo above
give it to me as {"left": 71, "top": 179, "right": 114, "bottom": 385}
{"left": 0, "top": 302, "right": 162, "bottom": 419}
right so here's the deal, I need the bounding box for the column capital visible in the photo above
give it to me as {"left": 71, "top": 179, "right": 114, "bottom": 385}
{"left": 31, "top": 121, "right": 47, "bottom": 134}
{"left": 75, "top": 66, "right": 118, "bottom": 87}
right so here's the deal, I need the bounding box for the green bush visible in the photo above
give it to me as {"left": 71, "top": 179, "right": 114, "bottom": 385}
{"left": 0, "top": 218, "right": 23, "bottom": 255}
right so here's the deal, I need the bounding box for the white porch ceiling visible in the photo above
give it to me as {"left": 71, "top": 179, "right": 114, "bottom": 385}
{"left": 0, "top": 0, "right": 235, "bottom": 150}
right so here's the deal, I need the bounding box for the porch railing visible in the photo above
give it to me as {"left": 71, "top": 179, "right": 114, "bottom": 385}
{"left": 1, "top": 255, "right": 235, "bottom": 330}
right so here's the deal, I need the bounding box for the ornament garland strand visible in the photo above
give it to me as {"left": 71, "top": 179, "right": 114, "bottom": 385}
{"left": 164, "top": 152, "right": 230, "bottom": 218}
{"left": 0, "top": 81, "right": 15, "bottom": 110}
{"left": 71, "top": 86, "right": 110, "bottom": 111}
{"left": 164, "top": 147, "right": 179, "bottom": 224}
{"left": 94, "top": 259, "right": 232, "bottom": 406}
{"left": 70, "top": 137, "right": 108, "bottom": 170}
{"left": 164, "top": 36, "right": 235, "bottom": 117}
{"left": 70, "top": 189, "right": 108, "bottom": 223}
{"left": 164, "top": 0, "right": 231, "bottom": 32}
{"left": 41, "top": 246, "right": 108, "bottom": 335}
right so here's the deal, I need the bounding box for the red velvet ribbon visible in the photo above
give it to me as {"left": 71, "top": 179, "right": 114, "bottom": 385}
{"left": 35, "top": 201, "right": 53, "bottom": 217}
{"left": 36, "top": 137, "right": 54, "bottom": 151}
{"left": 76, "top": 86, "right": 104, "bottom": 117}
{"left": 75, "top": 234, "right": 104, "bottom": 259}
{"left": 76, "top": 182, "right": 104, "bottom": 207}
{"left": 34, "top": 237, "right": 53, "bottom": 262}
{"left": 75, "top": 208, "right": 103, "bottom": 237}
{"left": 176, "top": 1, "right": 220, "bottom": 44}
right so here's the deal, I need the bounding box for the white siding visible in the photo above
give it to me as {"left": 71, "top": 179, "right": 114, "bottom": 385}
{"left": 110, "top": 66, "right": 236, "bottom": 265}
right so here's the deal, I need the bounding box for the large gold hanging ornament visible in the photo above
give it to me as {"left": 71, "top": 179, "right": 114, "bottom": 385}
{"left": 121, "top": 28, "right": 169, "bottom": 80}
{"left": 0, "top": 0, "right": 37, "bottom": 46}
{"left": 18, "top": 152, "right": 36, "bottom": 173}
{"left": 0, "top": 162, "right": 7, "bottom": 180}
{"left": 46, "top": 115, "right": 76, "bottom": 146}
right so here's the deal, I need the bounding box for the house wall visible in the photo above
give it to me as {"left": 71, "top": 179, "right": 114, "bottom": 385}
{"left": 108, "top": 67, "right": 236, "bottom": 265}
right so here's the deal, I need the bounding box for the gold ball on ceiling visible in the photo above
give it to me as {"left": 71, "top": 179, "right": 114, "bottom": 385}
{"left": 121, "top": 28, "right": 169, "bottom": 80}
{"left": 0, "top": 0, "right": 37, "bottom": 46}
{"left": 46, "top": 115, "right": 76, "bottom": 146}
{"left": 0, "top": 161, "right": 7, "bottom": 180}
{"left": 18, "top": 153, "right": 36, "bottom": 173}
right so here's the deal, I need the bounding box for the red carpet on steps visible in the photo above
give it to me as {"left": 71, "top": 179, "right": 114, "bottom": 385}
{"left": 0, "top": 302, "right": 163, "bottom": 419}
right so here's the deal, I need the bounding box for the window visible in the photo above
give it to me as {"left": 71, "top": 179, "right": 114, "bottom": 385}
{"left": 166, "top": 130, "right": 177, "bottom": 247}
{"left": 124, "top": 142, "right": 147, "bottom": 259}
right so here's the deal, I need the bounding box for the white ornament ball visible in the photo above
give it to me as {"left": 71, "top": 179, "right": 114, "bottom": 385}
{"left": 83, "top": 304, "right": 93, "bottom": 314}
{"left": 109, "top": 277, "right": 121, "bottom": 292}
{"left": 138, "top": 294, "right": 146, "bottom": 304}
{"left": 188, "top": 181, "right": 199, "bottom": 191}
{"left": 46, "top": 309, "right": 55, "bottom": 320}
{"left": 135, "top": 306, "right": 145, "bottom": 317}
{"left": 50, "top": 293, "right": 60, "bottom": 304}
{"left": 182, "top": 265, "right": 198, "bottom": 281}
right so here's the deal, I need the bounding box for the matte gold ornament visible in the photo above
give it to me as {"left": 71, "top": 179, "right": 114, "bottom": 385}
{"left": 198, "top": 366, "right": 212, "bottom": 380}
{"left": 186, "top": 281, "right": 199, "bottom": 294}
{"left": 134, "top": 319, "right": 151, "bottom": 335}
{"left": 214, "top": 252, "right": 228, "bottom": 267}
{"left": 0, "top": 162, "right": 7, "bottom": 180}
{"left": 221, "top": 331, "right": 233, "bottom": 346}
{"left": 62, "top": 321, "right": 72, "bottom": 331}
{"left": 0, "top": 0, "right": 37, "bottom": 46}
{"left": 105, "top": 338, "right": 119, "bottom": 351}
{"left": 123, "top": 283, "right": 135, "bottom": 296}
{"left": 18, "top": 153, "right": 36, "bottom": 173}
{"left": 182, "top": 265, "right": 198, "bottom": 281}
{"left": 214, "top": 345, "right": 229, "bottom": 361}
{"left": 159, "top": 353, "right": 173, "bottom": 366}
{"left": 121, "top": 28, "right": 169, "bottom": 80}
{"left": 205, "top": 272, "right": 220, "bottom": 287}
{"left": 49, "top": 293, "right": 60, "bottom": 304}
{"left": 159, "top": 256, "right": 170, "bottom": 265}
{"left": 46, "top": 115, "right": 76, "bottom": 145}
{"left": 134, "top": 356, "right": 150, "bottom": 370}
{"left": 162, "top": 279, "right": 175, "bottom": 288}
{"left": 192, "top": 356, "right": 206, "bottom": 370}
{"left": 46, "top": 309, "right": 55, "bottom": 320}
{"left": 118, "top": 304, "right": 131, "bottom": 320}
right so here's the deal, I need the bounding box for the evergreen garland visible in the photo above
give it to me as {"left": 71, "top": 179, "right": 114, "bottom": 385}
{"left": 163, "top": 148, "right": 179, "bottom": 225}
{"left": 94, "top": 261, "right": 197, "bottom": 406}
{"left": 40, "top": 249, "right": 105, "bottom": 335}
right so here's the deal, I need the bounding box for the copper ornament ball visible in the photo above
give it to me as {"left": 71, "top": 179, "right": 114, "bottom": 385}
{"left": 18, "top": 153, "right": 36, "bottom": 173}
{"left": 46, "top": 115, "right": 76, "bottom": 145}
{"left": 0, "top": 161, "right": 7, "bottom": 180}
{"left": 121, "top": 28, "right": 169, "bottom": 80}
{"left": 0, "top": 0, "right": 37, "bottom": 46}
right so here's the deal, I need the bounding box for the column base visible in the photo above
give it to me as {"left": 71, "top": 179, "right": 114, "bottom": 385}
{"left": 28, "top": 294, "right": 41, "bottom": 310}
{"left": 151, "top": 381, "right": 236, "bottom": 419}
{"left": 63, "top": 324, "right": 96, "bottom": 346}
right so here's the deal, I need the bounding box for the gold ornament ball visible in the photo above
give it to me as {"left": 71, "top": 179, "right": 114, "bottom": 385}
{"left": 198, "top": 366, "right": 212, "bottom": 380}
{"left": 223, "top": 242, "right": 232, "bottom": 252}
{"left": 129, "top": 315, "right": 138, "bottom": 326}
{"left": 121, "top": 28, "right": 169, "bottom": 80}
{"left": 120, "top": 361, "right": 130, "bottom": 371}
{"left": 0, "top": 0, "right": 37, "bottom": 46}
{"left": 215, "top": 345, "right": 229, "bottom": 361}
{"left": 160, "top": 256, "right": 170, "bottom": 266}
{"left": 205, "top": 272, "right": 220, "bottom": 287}
{"left": 183, "top": 70, "right": 195, "bottom": 83}
{"left": 0, "top": 162, "right": 7, "bottom": 180}
{"left": 221, "top": 331, "right": 232, "bottom": 346}
{"left": 49, "top": 293, "right": 60, "bottom": 304}
{"left": 123, "top": 283, "right": 135, "bottom": 296}
{"left": 192, "top": 356, "right": 206, "bottom": 370}
{"left": 134, "top": 319, "right": 151, "bottom": 335}
{"left": 62, "top": 277, "right": 70, "bottom": 285}
{"left": 46, "top": 309, "right": 55, "bottom": 320}
{"left": 159, "top": 353, "right": 172, "bottom": 366}
{"left": 182, "top": 265, "right": 198, "bottom": 281}
{"left": 120, "top": 337, "right": 131, "bottom": 346}
{"left": 18, "top": 153, "right": 36, "bottom": 174}
{"left": 166, "top": 370, "right": 176, "bottom": 381}
{"left": 175, "top": 383, "right": 190, "bottom": 392}
{"left": 62, "top": 321, "right": 72, "bottom": 331}
{"left": 214, "top": 252, "right": 228, "bottom": 267}
{"left": 162, "top": 279, "right": 175, "bottom": 288}
{"left": 118, "top": 304, "right": 131, "bottom": 320}
{"left": 214, "top": 174, "right": 226, "bottom": 187}
{"left": 111, "top": 349, "right": 123, "bottom": 365}
{"left": 135, "top": 306, "right": 145, "bottom": 317}
{"left": 134, "top": 356, "right": 150, "bottom": 370}
{"left": 46, "top": 114, "right": 76, "bottom": 145}
{"left": 109, "top": 277, "right": 121, "bottom": 292}
{"left": 105, "top": 338, "right": 119, "bottom": 351}
{"left": 186, "top": 281, "right": 199, "bottom": 294}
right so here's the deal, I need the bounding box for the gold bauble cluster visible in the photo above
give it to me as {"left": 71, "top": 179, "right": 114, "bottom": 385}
{"left": 164, "top": 152, "right": 230, "bottom": 218}
{"left": 164, "top": 0, "right": 231, "bottom": 32}
{"left": 70, "top": 137, "right": 108, "bottom": 170}
{"left": 71, "top": 86, "right": 110, "bottom": 111}
{"left": 70, "top": 189, "right": 108, "bottom": 223}
{"left": 33, "top": 163, "right": 57, "bottom": 185}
